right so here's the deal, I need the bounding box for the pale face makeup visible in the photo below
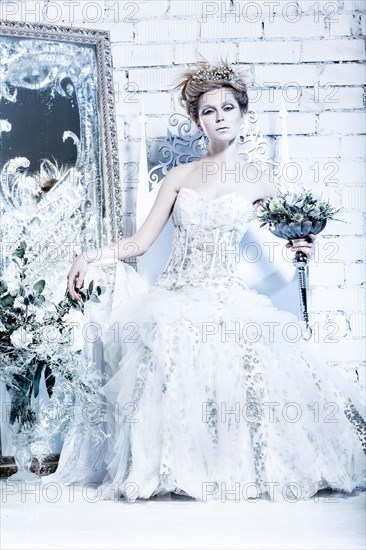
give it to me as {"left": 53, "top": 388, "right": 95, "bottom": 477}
{"left": 196, "top": 87, "right": 245, "bottom": 145}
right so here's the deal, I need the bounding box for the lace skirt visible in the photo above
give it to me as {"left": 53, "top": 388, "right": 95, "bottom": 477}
{"left": 47, "top": 262, "right": 366, "bottom": 503}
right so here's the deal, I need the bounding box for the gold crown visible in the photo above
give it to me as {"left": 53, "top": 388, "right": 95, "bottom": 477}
{"left": 191, "top": 63, "right": 242, "bottom": 84}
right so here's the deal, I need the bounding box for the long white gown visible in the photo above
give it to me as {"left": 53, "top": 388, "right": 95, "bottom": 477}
{"left": 46, "top": 187, "right": 366, "bottom": 502}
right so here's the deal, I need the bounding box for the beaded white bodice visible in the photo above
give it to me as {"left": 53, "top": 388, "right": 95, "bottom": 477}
{"left": 155, "top": 187, "right": 256, "bottom": 291}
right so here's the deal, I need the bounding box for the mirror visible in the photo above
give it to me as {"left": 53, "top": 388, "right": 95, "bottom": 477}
{"left": 0, "top": 20, "right": 121, "bottom": 476}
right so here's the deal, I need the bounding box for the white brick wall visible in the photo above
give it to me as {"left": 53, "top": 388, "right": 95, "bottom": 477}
{"left": 333, "top": 211, "right": 365, "bottom": 235}
{"left": 341, "top": 185, "right": 366, "bottom": 209}
{"left": 341, "top": 136, "right": 366, "bottom": 158}
{"left": 259, "top": 112, "right": 316, "bottom": 135}
{"left": 309, "top": 263, "right": 345, "bottom": 287}
{"left": 320, "top": 340, "right": 365, "bottom": 363}
{"left": 255, "top": 63, "right": 319, "bottom": 86}
{"left": 349, "top": 313, "right": 366, "bottom": 338}
{"left": 169, "top": 0, "right": 206, "bottom": 18}
{"left": 319, "top": 63, "right": 366, "bottom": 86}
{"left": 281, "top": 160, "right": 364, "bottom": 187}
{"left": 107, "top": 1, "right": 170, "bottom": 21}
{"left": 263, "top": 16, "right": 325, "bottom": 38}
{"left": 314, "top": 86, "right": 364, "bottom": 110}
{"left": 326, "top": 236, "right": 365, "bottom": 263}
{"left": 345, "top": 263, "right": 366, "bottom": 286}
{"left": 310, "top": 287, "right": 364, "bottom": 312}
{"left": 127, "top": 66, "right": 184, "bottom": 91}
{"left": 284, "top": 136, "right": 341, "bottom": 158}
{"left": 174, "top": 42, "right": 238, "bottom": 65}
{"left": 136, "top": 18, "right": 199, "bottom": 42}
{"left": 331, "top": 161, "right": 364, "bottom": 183}
{"left": 302, "top": 39, "right": 365, "bottom": 62}
{"left": 2, "top": 0, "right": 365, "bottom": 376}
{"left": 238, "top": 41, "right": 301, "bottom": 63}
{"left": 310, "top": 311, "right": 349, "bottom": 339}
{"left": 318, "top": 112, "right": 366, "bottom": 134}
{"left": 200, "top": 17, "right": 262, "bottom": 40}
{"left": 328, "top": 14, "right": 357, "bottom": 38}
{"left": 112, "top": 43, "right": 174, "bottom": 68}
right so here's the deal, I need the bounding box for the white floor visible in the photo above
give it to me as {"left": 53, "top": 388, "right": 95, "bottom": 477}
{"left": 1, "top": 481, "right": 365, "bottom": 550}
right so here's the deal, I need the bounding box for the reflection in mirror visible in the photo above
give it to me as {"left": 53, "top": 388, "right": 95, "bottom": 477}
{"left": 0, "top": 20, "right": 121, "bottom": 475}
{"left": 2, "top": 35, "right": 105, "bottom": 287}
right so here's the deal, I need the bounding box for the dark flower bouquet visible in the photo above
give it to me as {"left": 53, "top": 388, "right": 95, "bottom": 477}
{"left": 256, "top": 189, "right": 342, "bottom": 240}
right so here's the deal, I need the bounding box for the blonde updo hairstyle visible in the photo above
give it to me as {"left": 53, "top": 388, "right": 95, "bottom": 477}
{"left": 172, "top": 56, "right": 249, "bottom": 126}
{"left": 36, "top": 158, "right": 71, "bottom": 193}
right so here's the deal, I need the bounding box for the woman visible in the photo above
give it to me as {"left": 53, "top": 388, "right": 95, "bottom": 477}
{"left": 63, "top": 59, "right": 365, "bottom": 502}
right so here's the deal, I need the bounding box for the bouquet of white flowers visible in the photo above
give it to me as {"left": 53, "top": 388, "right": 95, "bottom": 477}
{"left": 256, "top": 189, "right": 342, "bottom": 241}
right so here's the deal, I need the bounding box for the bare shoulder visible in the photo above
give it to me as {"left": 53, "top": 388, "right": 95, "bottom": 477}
{"left": 163, "top": 161, "right": 198, "bottom": 192}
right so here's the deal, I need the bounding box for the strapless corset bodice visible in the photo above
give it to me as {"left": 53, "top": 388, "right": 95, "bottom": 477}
{"left": 154, "top": 187, "right": 256, "bottom": 290}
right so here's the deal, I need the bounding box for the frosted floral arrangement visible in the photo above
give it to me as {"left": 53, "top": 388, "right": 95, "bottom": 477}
{"left": 0, "top": 241, "right": 106, "bottom": 450}
{"left": 256, "top": 190, "right": 342, "bottom": 238}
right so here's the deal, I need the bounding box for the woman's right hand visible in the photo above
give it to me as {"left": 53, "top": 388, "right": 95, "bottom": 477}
{"left": 67, "top": 254, "right": 88, "bottom": 301}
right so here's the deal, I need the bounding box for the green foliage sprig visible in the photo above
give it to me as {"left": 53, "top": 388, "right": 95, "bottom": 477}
{"left": 0, "top": 241, "right": 105, "bottom": 408}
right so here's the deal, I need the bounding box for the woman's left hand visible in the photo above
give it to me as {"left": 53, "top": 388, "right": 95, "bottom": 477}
{"left": 286, "top": 233, "right": 316, "bottom": 260}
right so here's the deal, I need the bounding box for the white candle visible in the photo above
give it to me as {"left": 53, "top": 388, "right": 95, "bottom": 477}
{"left": 279, "top": 97, "right": 291, "bottom": 194}
{"left": 136, "top": 96, "right": 150, "bottom": 231}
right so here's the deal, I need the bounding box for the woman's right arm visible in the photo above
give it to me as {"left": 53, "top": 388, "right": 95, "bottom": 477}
{"left": 67, "top": 169, "right": 182, "bottom": 300}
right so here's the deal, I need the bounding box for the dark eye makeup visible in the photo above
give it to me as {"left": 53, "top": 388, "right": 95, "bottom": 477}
{"left": 201, "top": 103, "right": 235, "bottom": 115}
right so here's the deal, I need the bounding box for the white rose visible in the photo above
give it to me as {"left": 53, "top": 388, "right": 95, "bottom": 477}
{"left": 269, "top": 198, "right": 281, "bottom": 212}
{"left": 10, "top": 327, "right": 34, "bottom": 349}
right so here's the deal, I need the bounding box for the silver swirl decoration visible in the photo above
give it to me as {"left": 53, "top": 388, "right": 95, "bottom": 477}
{"left": 147, "top": 109, "right": 280, "bottom": 190}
